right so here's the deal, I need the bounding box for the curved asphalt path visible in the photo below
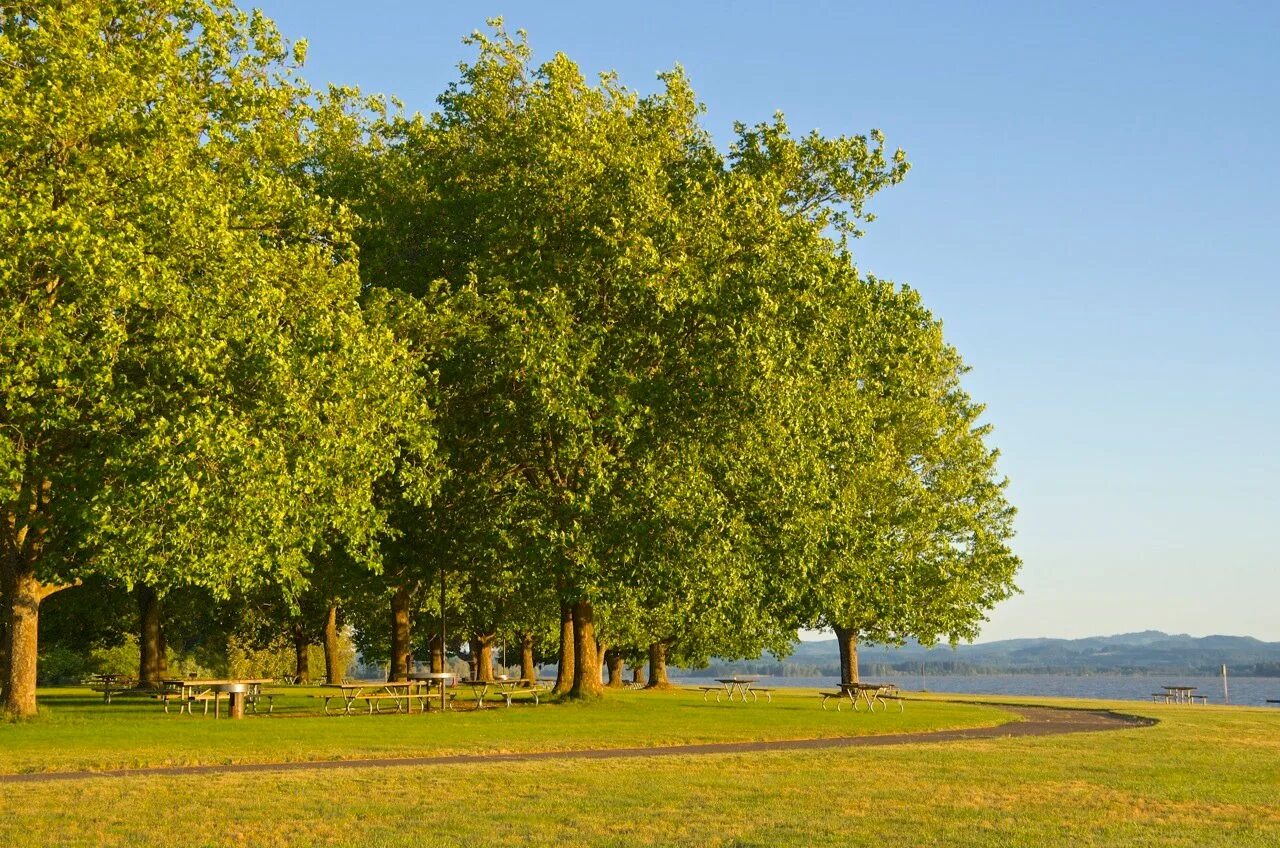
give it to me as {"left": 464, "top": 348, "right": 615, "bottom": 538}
{"left": 0, "top": 703, "right": 1153, "bottom": 785}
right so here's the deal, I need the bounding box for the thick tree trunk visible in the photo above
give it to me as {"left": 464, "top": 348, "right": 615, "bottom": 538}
{"left": 553, "top": 602, "right": 575, "bottom": 695}
{"left": 646, "top": 640, "right": 671, "bottom": 689}
{"left": 428, "top": 633, "right": 444, "bottom": 674}
{"left": 605, "top": 648, "right": 624, "bottom": 688}
{"left": 1, "top": 567, "right": 41, "bottom": 717}
{"left": 569, "top": 599, "right": 604, "bottom": 698}
{"left": 292, "top": 620, "right": 310, "bottom": 684}
{"left": 833, "top": 624, "right": 860, "bottom": 685}
{"left": 630, "top": 661, "right": 645, "bottom": 685}
{"left": 520, "top": 632, "right": 536, "bottom": 683}
{"left": 323, "top": 604, "right": 342, "bottom": 683}
{"left": 0, "top": 606, "right": 8, "bottom": 703}
{"left": 470, "top": 633, "right": 495, "bottom": 682}
{"left": 156, "top": 625, "right": 168, "bottom": 678}
{"left": 389, "top": 585, "right": 412, "bottom": 681}
{"left": 137, "top": 584, "right": 162, "bottom": 687}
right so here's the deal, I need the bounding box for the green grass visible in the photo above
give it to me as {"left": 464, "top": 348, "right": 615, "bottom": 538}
{"left": 0, "top": 684, "right": 1005, "bottom": 774}
{"left": 3, "top": 688, "right": 1279, "bottom": 846}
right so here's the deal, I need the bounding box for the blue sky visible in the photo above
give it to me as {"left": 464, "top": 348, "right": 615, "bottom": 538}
{"left": 255, "top": 1, "right": 1280, "bottom": 642}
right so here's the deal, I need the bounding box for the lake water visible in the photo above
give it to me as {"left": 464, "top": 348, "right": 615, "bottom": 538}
{"left": 673, "top": 674, "right": 1280, "bottom": 706}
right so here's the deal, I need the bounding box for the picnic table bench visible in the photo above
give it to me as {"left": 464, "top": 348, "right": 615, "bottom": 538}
{"left": 316, "top": 681, "right": 430, "bottom": 715}
{"left": 820, "top": 682, "right": 904, "bottom": 712}
{"left": 160, "top": 679, "right": 274, "bottom": 715}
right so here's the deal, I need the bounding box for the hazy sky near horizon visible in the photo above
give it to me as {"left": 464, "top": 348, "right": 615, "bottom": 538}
{"left": 255, "top": 1, "right": 1280, "bottom": 643}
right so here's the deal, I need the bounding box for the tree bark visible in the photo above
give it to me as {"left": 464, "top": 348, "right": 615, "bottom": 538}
{"left": 428, "top": 632, "right": 444, "bottom": 674}
{"left": 137, "top": 584, "right": 162, "bottom": 687}
{"left": 605, "top": 648, "right": 624, "bottom": 688}
{"left": 470, "top": 633, "right": 495, "bottom": 682}
{"left": 156, "top": 624, "right": 168, "bottom": 678}
{"left": 389, "top": 585, "right": 412, "bottom": 681}
{"left": 833, "top": 624, "right": 860, "bottom": 685}
{"left": 519, "top": 632, "right": 536, "bottom": 684}
{"left": 1, "top": 567, "right": 41, "bottom": 716}
{"left": 323, "top": 603, "right": 342, "bottom": 683}
{"left": 553, "top": 602, "right": 574, "bottom": 695}
{"left": 569, "top": 599, "right": 604, "bottom": 698}
{"left": 646, "top": 640, "right": 671, "bottom": 688}
{"left": 292, "top": 620, "right": 310, "bottom": 683}
{"left": 630, "top": 661, "right": 645, "bottom": 685}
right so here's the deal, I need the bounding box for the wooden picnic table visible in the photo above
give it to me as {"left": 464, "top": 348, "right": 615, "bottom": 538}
{"left": 318, "top": 681, "right": 425, "bottom": 716}
{"left": 1154, "top": 685, "right": 1205, "bottom": 704}
{"left": 714, "top": 677, "right": 759, "bottom": 702}
{"left": 408, "top": 671, "right": 457, "bottom": 711}
{"left": 160, "top": 678, "right": 274, "bottom": 716}
{"left": 820, "top": 682, "right": 903, "bottom": 712}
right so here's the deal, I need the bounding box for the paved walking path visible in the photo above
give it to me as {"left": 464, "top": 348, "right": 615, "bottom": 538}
{"left": 0, "top": 703, "right": 1152, "bottom": 785}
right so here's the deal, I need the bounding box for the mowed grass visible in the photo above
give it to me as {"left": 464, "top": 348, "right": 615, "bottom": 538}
{"left": 3, "top": 691, "right": 1279, "bottom": 847}
{"left": 0, "top": 684, "right": 1005, "bottom": 774}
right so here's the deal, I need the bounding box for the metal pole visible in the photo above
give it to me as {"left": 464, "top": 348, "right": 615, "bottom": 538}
{"left": 439, "top": 566, "right": 447, "bottom": 711}
{"left": 1222, "top": 664, "right": 1229, "bottom": 704}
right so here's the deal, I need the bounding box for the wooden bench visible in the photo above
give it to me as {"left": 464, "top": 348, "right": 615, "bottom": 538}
{"left": 696, "top": 685, "right": 732, "bottom": 703}
{"left": 820, "top": 690, "right": 852, "bottom": 711}
{"left": 875, "top": 687, "right": 904, "bottom": 712}
{"left": 497, "top": 686, "right": 545, "bottom": 708}
{"left": 750, "top": 687, "right": 773, "bottom": 703}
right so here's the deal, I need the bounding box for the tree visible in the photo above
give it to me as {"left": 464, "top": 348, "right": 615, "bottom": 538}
{"left": 0, "top": 1, "right": 436, "bottom": 716}
{"left": 315, "top": 22, "right": 909, "bottom": 699}
{"left": 753, "top": 271, "right": 1020, "bottom": 684}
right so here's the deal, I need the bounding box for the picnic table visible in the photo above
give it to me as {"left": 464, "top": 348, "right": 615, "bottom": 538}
{"left": 820, "top": 682, "right": 904, "bottom": 712}
{"left": 1152, "top": 685, "right": 1207, "bottom": 705}
{"left": 408, "top": 671, "right": 457, "bottom": 711}
{"left": 317, "top": 681, "right": 425, "bottom": 715}
{"left": 88, "top": 674, "right": 136, "bottom": 703}
{"left": 697, "top": 677, "right": 770, "bottom": 703}
{"left": 160, "top": 678, "right": 274, "bottom": 716}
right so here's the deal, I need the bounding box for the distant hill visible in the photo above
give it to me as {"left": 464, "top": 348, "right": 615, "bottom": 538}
{"left": 683, "top": 631, "right": 1280, "bottom": 677}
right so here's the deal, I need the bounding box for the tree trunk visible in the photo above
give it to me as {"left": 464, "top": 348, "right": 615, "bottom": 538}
{"left": 646, "top": 641, "right": 671, "bottom": 689}
{"left": 428, "top": 632, "right": 444, "bottom": 674}
{"left": 389, "top": 585, "right": 412, "bottom": 681}
{"left": 156, "top": 624, "right": 168, "bottom": 678}
{"left": 630, "top": 661, "right": 645, "bottom": 685}
{"left": 553, "top": 602, "right": 574, "bottom": 695}
{"left": 520, "top": 632, "right": 536, "bottom": 683}
{"left": 470, "top": 633, "right": 495, "bottom": 682}
{"left": 0, "top": 604, "right": 8, "bottom": 703}
{"left": 1, "top": 567, "right": 41, "bottom": 717}
{"left": 833, "top": 624, "right": 860, "bottom": 685}
{"left": 569, "top": 599, "right": 604, "bottom": 698}
{"left": 323, "top": 603, "right": 342, "bottom": 683}
{"left": 605, "top": 648, "right": 624, "bottom": 688}
{"left": 137, "top": 584, "right": 162, "bottom": 687}
{"left": 596, "top": 640, "right": 607, "bottom": 684}
{"left": 292, "top": 620, "right": 310, "bottom": 684}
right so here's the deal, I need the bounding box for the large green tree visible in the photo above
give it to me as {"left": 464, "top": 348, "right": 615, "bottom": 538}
{"left": 0, "top": 1, "right": 436, "bottom": 716}
{"left": 315, "top": 22, "right": 916, "bottom": 698}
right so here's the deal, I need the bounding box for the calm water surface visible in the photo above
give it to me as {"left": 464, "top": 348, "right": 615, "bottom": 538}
{"left": 674, "top": 674, "right": 1280, "bottom": 706}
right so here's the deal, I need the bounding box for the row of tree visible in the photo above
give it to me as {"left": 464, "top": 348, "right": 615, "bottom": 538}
{"left": 1, "top": 2, "right": 1020, "bottom": 717}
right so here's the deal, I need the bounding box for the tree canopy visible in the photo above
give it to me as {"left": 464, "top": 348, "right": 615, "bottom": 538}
{"left": 3, "top": 7, "right": 1018, "bottom": 714}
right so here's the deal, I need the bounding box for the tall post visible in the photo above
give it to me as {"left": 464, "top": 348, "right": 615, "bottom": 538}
{"left": 1222, "top": 664, "right": 1229, "bottom": 704}
{"left": 439, "top": 567, "right": 447, "bottom": 711}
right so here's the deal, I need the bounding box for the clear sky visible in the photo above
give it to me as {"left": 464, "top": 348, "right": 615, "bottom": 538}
{"left": 254, "top": 1, "right": 1280, "bottom": 642}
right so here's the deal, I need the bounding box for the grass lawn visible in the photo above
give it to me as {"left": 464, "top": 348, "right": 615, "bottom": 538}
{"left": 2, "top": 688, "right": 1279, "bottom": 846}
{"left": 0, "top": 684, "right": 1006, "bottom": 774}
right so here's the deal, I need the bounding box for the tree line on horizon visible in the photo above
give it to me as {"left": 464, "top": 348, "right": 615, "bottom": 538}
{"left": 0, "top": 1, "right": 1020, "bottom": 717}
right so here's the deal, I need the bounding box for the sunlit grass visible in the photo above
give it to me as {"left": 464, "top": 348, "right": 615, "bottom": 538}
{"left": 5, "top": 689, "right": 1278, "bottom": 846}
{"left": 0, "top": 684, "right": 1005, "bottom": 774}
